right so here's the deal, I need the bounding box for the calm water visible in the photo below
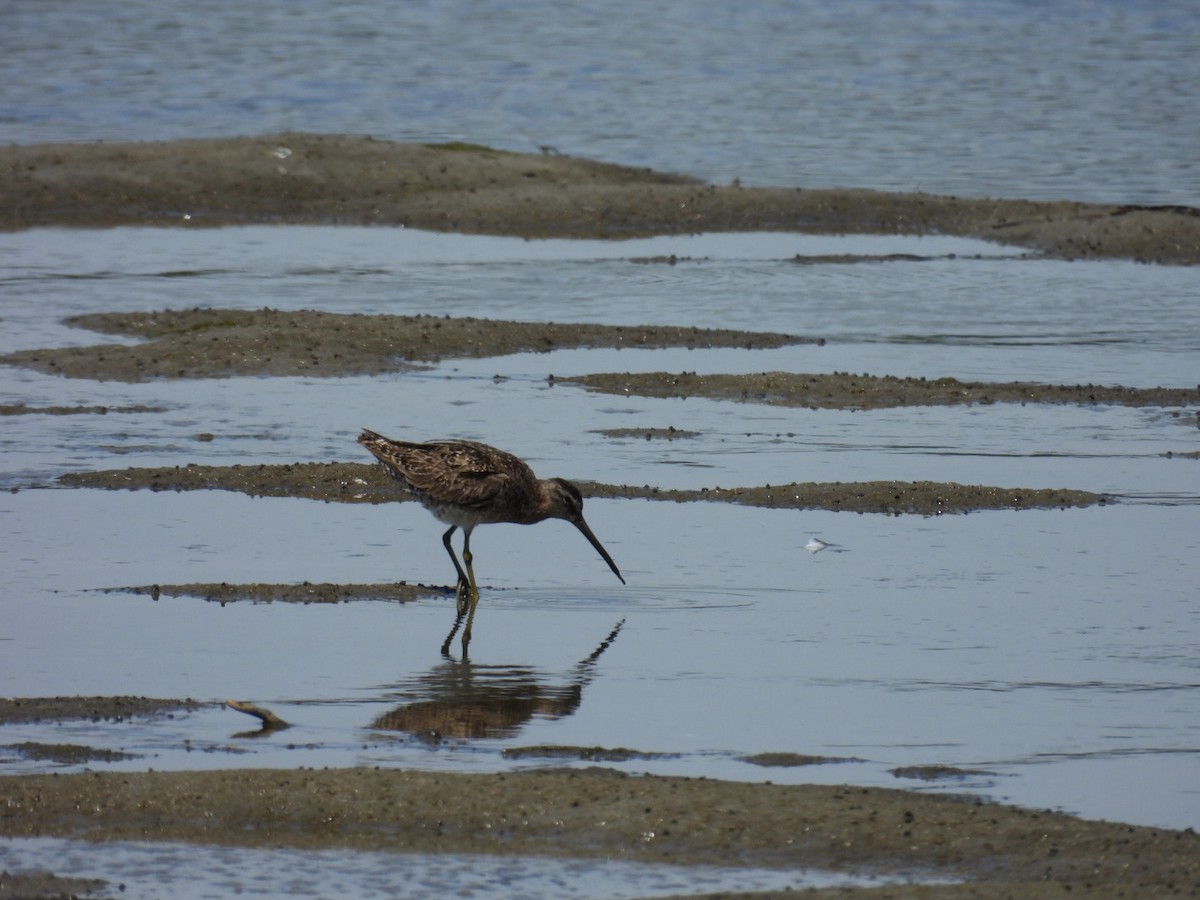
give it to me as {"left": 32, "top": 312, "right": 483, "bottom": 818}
{"left": 3, "top": 0, "right": 1199, "bottom": 204}
{"left": 0, "top": 837, "right": 914, "bottom": 900}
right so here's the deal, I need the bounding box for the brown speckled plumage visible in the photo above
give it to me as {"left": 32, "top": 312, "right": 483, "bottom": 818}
{"left": 358, "top": 434, "right": 554, "bottom": 526}
{"left": 358, "top": 429, "right": 624, "bottom": 649}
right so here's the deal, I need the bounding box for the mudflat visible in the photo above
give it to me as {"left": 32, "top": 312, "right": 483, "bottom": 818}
{"left": 2, "top": 766, "right": 1198, "bottom": 899}
{"left": 2, "top": 132, "right": 1199, "bottom": 263}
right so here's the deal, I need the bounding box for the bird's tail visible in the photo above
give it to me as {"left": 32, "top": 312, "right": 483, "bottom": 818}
{"left": 357, "top": 428, "right": 385, "bottom": 445}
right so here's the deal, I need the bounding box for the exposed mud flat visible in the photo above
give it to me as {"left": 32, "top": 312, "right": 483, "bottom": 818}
{"left": 55, "top": 460, "right": 401, "bottom": 502}
{"left": 1, "top": 767, "right": 1197, "bottom": 899}
{"left": 108, "top": 580, "right": 446, "bottom": 605}
{"left": 54, "top": 462, "right": 1110, "bottom": 515}
{"left": 3, "top": 133, "right": 1199, "bottom": 264}
{"left": 1, "top": 696, "right": 1195, "bottom": 897}
{"left": 4, "top": 308, "right": 1194, "bottom": 413}
{"left": 578, "top": 479, "right": 1108, "bottom": 514}
{"left": 0, "top": 309, "right": 811, "bottom": 382}
{"left": 0, "top": 696, "right": 205, "bottom": 726}
{"left": 564, "top": 371, "right": 1200, "bottom": 410}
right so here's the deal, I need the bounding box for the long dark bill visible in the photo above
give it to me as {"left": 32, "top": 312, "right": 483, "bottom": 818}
{"left": 573, "top": 518, "right": 625, "bottom": 584}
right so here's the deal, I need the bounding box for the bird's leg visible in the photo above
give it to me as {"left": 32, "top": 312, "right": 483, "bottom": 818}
{"left": 460, "top": 529, "right": 481, "bottom": 650}
{"left": 462, "top": 530, "right": 480, "bottom": 602}
{"left": 441, "top": 525, "right": 470, "bottom": 612}
{"left": 440, "top": 526, "right": 478, "bottom": 654}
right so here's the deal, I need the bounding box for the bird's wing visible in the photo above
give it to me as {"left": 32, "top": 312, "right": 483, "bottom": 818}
{"left": 394, "top": 441, "right": 524, "bottom": 509}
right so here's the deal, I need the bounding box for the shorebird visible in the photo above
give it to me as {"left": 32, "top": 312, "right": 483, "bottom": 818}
{"left": 358, "top": 429, "right": 624, "bottom": 648}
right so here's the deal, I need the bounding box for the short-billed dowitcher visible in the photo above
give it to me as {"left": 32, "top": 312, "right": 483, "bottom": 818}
{"left": 358, "top": 429, "right": 624, "bottom": 647}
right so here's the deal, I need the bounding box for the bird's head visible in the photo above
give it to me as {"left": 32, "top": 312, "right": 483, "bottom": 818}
{"left": 545, "top": 478, "right": 625, "bottom": 585}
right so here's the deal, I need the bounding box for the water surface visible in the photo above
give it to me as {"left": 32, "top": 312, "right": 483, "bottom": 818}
{"left": 4, "top": 0, "right": 1198, "bottom": 204}
{"left": 1, "top": 227, "right": 1197, "bottom": 839}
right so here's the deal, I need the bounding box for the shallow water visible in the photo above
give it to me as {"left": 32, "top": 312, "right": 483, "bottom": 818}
{"left": 0, "top": 836, "right": 919, "bottom": 900}
{"left": 0, "top": 227, "right": 1198, "bottom": 900}
{"left": 4, "top": 0, "right": 1199, "bottom": 205}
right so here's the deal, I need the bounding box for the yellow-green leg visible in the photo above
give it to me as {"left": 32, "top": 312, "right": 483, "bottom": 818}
{"left": 438, "top": 526, "right": 482, "bottom": 653}
{"left": 442, "top": 526, "right": 472, "bottom": 614}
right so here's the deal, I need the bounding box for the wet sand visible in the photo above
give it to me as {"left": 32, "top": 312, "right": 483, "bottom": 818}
{"left": 1, "top": 765, "right": 1197, "bottom": 899}
{"left": 53, "top": 459, "right": 1108, "bottom": 516}
{"left": 565, "top": 370, "right": 1200, "bottom": 410}
{"left": 8, "top": 702, "right": 1194, "bottom": 895}
{"left": 4, "top": 134, "right": 1199, "bottom": 897}
{"left": 0, "top": 308, "right": 813, "bottom": 381}
{"left": 1, "top": 309, "right": 1197, "bottom": 413}
{"left": 0, "top": 697, "right": 206, "bottom": 727}
{"left": 2, "top": 133, "right": 1199, "bottom": 264}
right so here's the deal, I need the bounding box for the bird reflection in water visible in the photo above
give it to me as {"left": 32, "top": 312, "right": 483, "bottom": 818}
{"left": 369, "top": 619, "right": 623, "bottom": 742}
